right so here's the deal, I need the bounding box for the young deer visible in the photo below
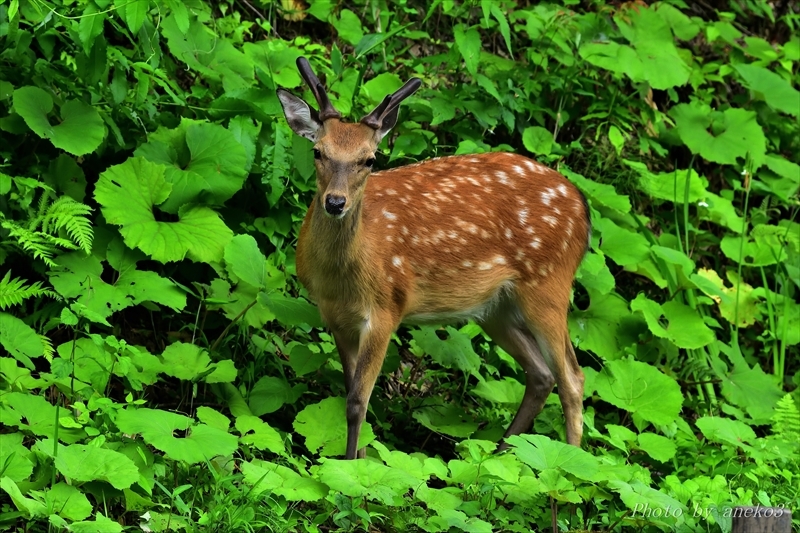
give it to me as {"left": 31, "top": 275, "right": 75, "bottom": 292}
{"left": 277, "top": 58, "right": 591, "bottom": 459}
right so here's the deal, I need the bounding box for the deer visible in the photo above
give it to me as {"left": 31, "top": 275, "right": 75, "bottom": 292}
{"left": 277, "top": 57, "right": 591, "bottom": 460}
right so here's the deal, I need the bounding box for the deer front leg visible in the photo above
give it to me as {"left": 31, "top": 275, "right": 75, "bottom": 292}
{"left": 345, "top": 313, "right": 394, "bottom": 460}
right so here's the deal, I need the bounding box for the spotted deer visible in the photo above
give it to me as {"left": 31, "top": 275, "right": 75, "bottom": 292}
{"left": 277, "top": 58, "right": 591, "bottom": 459}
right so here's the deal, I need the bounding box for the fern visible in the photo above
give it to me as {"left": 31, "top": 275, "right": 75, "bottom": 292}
{"left": 0, "top": 271, "right": 60, "bottom": 310}
{"left": 770, "top": 394, "right": 800, "bottom": 442}
{"left": 0, "top": 193, "right": 93, "bottom": 265}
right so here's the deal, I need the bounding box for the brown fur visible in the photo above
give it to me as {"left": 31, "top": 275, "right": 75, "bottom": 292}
{"left": 294, "top": 121, "right": 590, "bottom": 459}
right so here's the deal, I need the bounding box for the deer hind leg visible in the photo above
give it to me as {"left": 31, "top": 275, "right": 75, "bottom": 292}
{"left": 479, "top": 300, "right": 555, "bottom": 452}
{"left": 515, "top": 279, "right": 585, "bottom": 446}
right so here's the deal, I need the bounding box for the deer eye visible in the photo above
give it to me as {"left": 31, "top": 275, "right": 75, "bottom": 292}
{"left": 365, "top": 157, "right": 376, "bottom": 168}
{"left": 313, "top": 148, "right": 321, "bottom": 160}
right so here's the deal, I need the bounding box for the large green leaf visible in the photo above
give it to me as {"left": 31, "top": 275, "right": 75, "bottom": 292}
{"left": 95, "top": 157, "right": 233, "bottom": 263}
{"left": 569, "top": 290, "right": 632, "bottom": 360}
{"left": 594, "top": 359, "right": 683, "bottom": 425}
{"left": 0, "top": 392, "right": 85, "bottom": 443}
{"left": 507, "top": 434, "right": 599, "bottom": 481}
{"left": 53, "top": 443, "right": 139, "bottom": 489}
{"left": 13, "top": 87, "right": 105, "bottom": 156}
{"left": 734, "top": 64, "right": 800, "bottom": 117}
{"left": 411, "top": 326, "right": 481, "bottom": 377}
{"left": 240, "top": 459, "right": 329, "bottom": 502}
{"left": 0, "top": 312, "right": 44, "bottom": 369}
{"left": 671, "top": 103, "right": 766, "bottom": 167}
{"left": 631, "top": 294, "right": 715, "bottom": 349}
{"left": 454, "top": 25, "right": 481, "bottom": 77}
{"left": 293, "top": 397, "right": 375, "bottom": 456}
{"left": 160, "top": 342, "right": 237, "bottom": 383}
{"left": 116, "top": 408, "right": 238, "bottom": 464}
{"left": 316, "top": 458, "right": 419, "bottom": 506}
{"left": 134, "top": 121, "right": 248, "bottom": 212}
{"left": 695, "top": 416, "right": 756, "bottom": 448}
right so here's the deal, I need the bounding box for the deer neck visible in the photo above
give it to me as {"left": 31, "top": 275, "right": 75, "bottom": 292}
{"left": 307, "top": 195, "right": 368, "bottom": 273}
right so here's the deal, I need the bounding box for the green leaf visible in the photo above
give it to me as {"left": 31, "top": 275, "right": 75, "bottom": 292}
{"left": 78, "top": 3, "right": 106, "bottom": 55}
{"left": 734, "top": 64, "right": 800, "bottom": 117}
{"left": 123, "top": 0, "right": 150, "bottom": 34}
{"left": 160, "top": 342, "right": 236, "bottom": 383}
{"left": 472, "top": 377, "right": 524, "bottom": 405}
{"left": 576, "top": 252, "right": 616, "bottom": 295}
{"left": 46, "top": 483, "right": 92, "bottom": 521}
{"left": 609, "top": 480, "right": 685, "bottom": 519}
{"left": 224, "top": 234, "right": 269, "bottom": 288}
{"left": 620, "top": 7, "right": 690, "bottom": 90}
{"left": 288, "top": 344, "right": 329, "bottom": 376}
{"left": 507, "top": 434, "right": 600, "bottom": 481}
{"left": 0, "top": 433, "right": 34, "bottom": 482}
{"left": 631, "top": 294, "right": 715, "bottom": 349}
{"left": 636, "top": 433, "right": 677, "bottom": 462}
{"left": 236, "top": 415, "right": 285, "bottom": 454}
{"left": 316, "top": 458, "right": 419, "bottom": 506}
{"left": 671, "top": 103, "right": 766, "bottom": 167}
{"left": 95, "top": 157, "right": 233, "bottom": 263}
{"left": 695, "top": 416, "right": 755, "bottom": 447}
{"left": 691, "top": 269, "right": 760, "bottom": 327}
{"left": 62, "top": 513, "right": 123, "bottom": 533}
{"left": 135, "top": 122, "right": 248, "bottom": 212}
{"left": 0, "top": 477, "right": 46, "bottom": 518}
{"left": 595, "top": 217, "right": 650, "bottom": 267}
{"left": 0, "top": 312, "right": 44, "bottom": 369}
{"left": 293, "top": 397, "right": 375, "bottom": 456}
{"left": 568, "top": 290, "right": 631, "bottom": 360}
{"left": 562, "top": 167, "right": 631, "bottom": 215}
{"left": 116, "top": 408, "right": 238, "bottom": 464}
{"left": 522, "top": 126, "right": 553, "bottom": 156}
{"left": 594, "top": 359, "right": 683, "bottom": 425}
{"left": 454, "top": 25, "right": 481, "bottom": 77}
{"left": 361, "top": 73, "right": 403, "bottom": 105}
{"left": 248, "top": 375, "right": 301, "bottom": 416}
{"left": 117, "top": 269, "right": 187, "bottom": 311}
{"left": 411, "top": 326, "right": 481, "bottom": 377}
{"left": 0, "top": 392, "right": 85, "bottom": 443}
{"left": 54, "top": 443, "right": 139, "bottom": 489}
{"left": 331, "top": 9, "right": 363, "bottom": 45}
{"left": 241, "top": 459, "right": 329, "bottom": 501}
{"left": 258, "top": 292, "right": 322, "bottom": 328}
{"left": 13, "top": 87, "right": 105, "bottom": 156}
{"left": 413, "top": 401, "right": 479, "bottom": 438}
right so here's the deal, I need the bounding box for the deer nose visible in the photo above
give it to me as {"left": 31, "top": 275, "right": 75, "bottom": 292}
{"left": 324, "top": 195, "right": 346, "bottom": 216}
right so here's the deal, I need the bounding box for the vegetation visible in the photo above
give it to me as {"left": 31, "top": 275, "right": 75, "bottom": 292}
{"left": 0, "top": 0, "right": 798, "bottom": 531}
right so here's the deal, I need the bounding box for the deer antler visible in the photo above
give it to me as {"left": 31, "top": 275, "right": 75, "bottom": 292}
{"left": 296, "top": 57, "right": 341, "bottom": 121}
{"left": 361, "top": 78, "right": 422, "bottom": 130}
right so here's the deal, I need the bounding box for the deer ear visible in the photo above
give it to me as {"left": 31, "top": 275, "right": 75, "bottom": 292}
{"left": 375, "top": 106, "right": 400, "bottom": 142}
{"left": 277, "top": 89, "right": 322, "bottom": 141}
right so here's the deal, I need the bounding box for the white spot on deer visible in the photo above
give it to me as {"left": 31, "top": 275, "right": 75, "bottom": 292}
{"left": 518, "top": 208, "right": 529, "bottom": 225}
{"left": 525, "top": 260, "right": 533, "bottom": 272}
{"left": 493, "top": 255, "right": 507, "bottom": 265}
{"left": 528, "top": 278, "right": 539, "bottom": 287}
{"left": 387, "top": 276, "right": 393, "bottom": 283}
{"left": 554, "top": 207, "right": 562, "bottom": 215}
{"left": 386, "top": 189, "right": 397, "bottom": 195}
{"left": 459, "top": 237, "right": 468, "bottom": 244}
{"left": 515, "top": 249, "right": 525, "bottom": 260}
{"left": 513, "top": 165, "right": 526, "bottom": 176}
{"left": 481, "top": 229, "right": 491, "bottom": 239}
{"left": 402, "top": 226, "right": 409, "bottom": 235}
{"left": 392, "top": 256, "right": 403, "bottom": 268}
{"left": 387, "top": 224, "right": 394, "bottom": 229}
{"left": 447, "top": 230, "right": 459, "bottom": 239}
{"left": 411, "top": 236, "right": 420, "bottom": 245}
{"left": 386, "top": 235, "right": 393, "bottom": 242}
{"left": 400, "top": 197, "right": 409, "bottom": 204}
{"left": 541, "top": 189, "right": 556, "bottom": 206}
{"left": 530, "top": 238, "right": 542, "bottom": 249}
{"left": 467, "top": 223, "right": 479, "bottom": 235}
{"left": 505, "top": 228, "right": 513, "bottom": 239}
{"left": 478, "top": 261, "right": 492, "bottom": 270}
{"left": 566, "top": 221, "right": 574, "bottom": 237}
{"left": 463, "top": 260, "right": 473, "bottom": 268}
{"left": 383, "top": 209, "right": 397, "bottom": 221}
{"left": 543, "top": 215, "right": 558, "bottom": 227}
{"left": 467, "top": 177, "right": 481, "bottom": 187}
{"left": 405, "top": 183, "right": 414, "bottom": 190}
{"left": 557, "top": 184, "right": 568, "bottom": 196}
{"left": 469, "top": 157, "right": 481, "bottom": 163}
{"left": 539, "top": 266, "right": 549, "bottom": 277}
{"left": 526, "top": 226, "right": 535, "bottom": 234}
{"left": 523, "top": 160, "right": 537, "bottom": 173}
{"left": 398, "top": 237, "right": 405, "bottom": 244}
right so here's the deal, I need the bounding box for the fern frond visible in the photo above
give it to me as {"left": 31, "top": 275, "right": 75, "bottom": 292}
{"left": 40, "top": 334, "right": 55, "bottom": 362}
{"left": 771, "top": 394, "right": 800, "bottom": 442}
{"left": 40, "top": 197, "right": 94, "bottom": 253}
{"left": 2, "top": 224, "right": 60, "bottom": 267}
{"left": 0, "top": 271, "right": 59, "bottom": 310}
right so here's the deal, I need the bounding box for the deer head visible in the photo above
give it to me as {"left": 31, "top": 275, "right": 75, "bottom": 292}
{"left": 277, "top": 57, "right": 421, "bottom": 218}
